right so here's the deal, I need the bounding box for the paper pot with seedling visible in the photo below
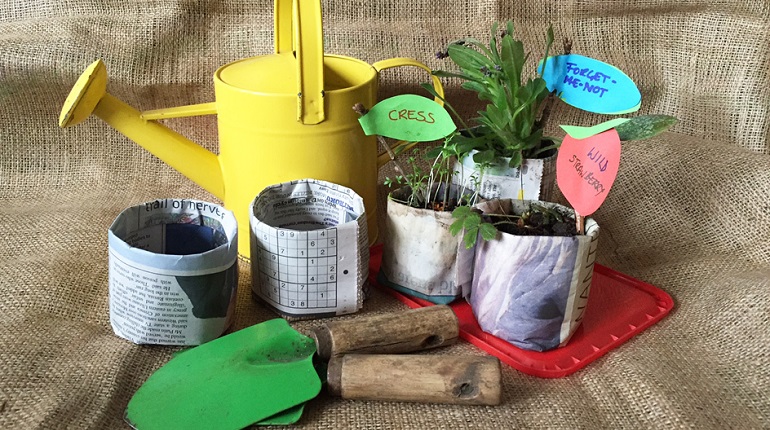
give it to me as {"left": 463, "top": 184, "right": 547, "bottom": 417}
{"left": 377, "top": 141, "right": 479, "bottom": 305}
{"left": 425, "top": 20, "right": 561, "bottom": 202}
{"left": 355, "top": 95, "right": 477, "bottom": 304}
{"left": 453, "top": 199, "right": 599, "bottom": 351}
{"left": 449, "top": 116, "right": 677, "bottom": 352}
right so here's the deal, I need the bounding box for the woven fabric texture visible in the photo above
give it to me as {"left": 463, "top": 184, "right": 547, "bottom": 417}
{"left": 1, "top": 0, "right": 769, "bottom": 428}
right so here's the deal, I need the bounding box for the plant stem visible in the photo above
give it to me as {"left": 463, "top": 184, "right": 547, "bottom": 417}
{"left": 534, "top": 91, "right": 556, "bottom": 132}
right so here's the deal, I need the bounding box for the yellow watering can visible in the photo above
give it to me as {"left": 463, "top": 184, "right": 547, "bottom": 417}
{"left": 58, "top": 0, "right": 443, "bottom": 259}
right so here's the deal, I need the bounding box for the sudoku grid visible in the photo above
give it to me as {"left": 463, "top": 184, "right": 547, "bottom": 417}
{"left": 254, "top": 225, "right": 338, "bottom": 309}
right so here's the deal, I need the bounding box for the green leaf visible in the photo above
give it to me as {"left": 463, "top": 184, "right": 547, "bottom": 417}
{"left": 425, "top": 145, "right": 443, "bottom": 159}
{"left": 516, "top": 83, "right": 532, "bottom": 104}
{"left": 489, "top": 23, "right": 501, "bottom": 64}
{"left": 546, "top": 24, "right": 555, "bottom": 46}
{"left": 510, "top": 78, "right": 547, "bottom": 124}
{"left": 500, "top": 36, "right": 524, "bottom": 90}
{"left": 447, "top": 43, "right": 495, "bottom": 74}
{"left": 531, "top": 139, "right": 561, "bottom": 157}
{"left": 461, "top": 81, "right": 495, "bottom": 103}
{"left": 485, "top": 104, "right": 511, "bottom": 131}
{"left": 479, "top": 223, "right": 498, "bottom": 241}
{"left": 615, "top": 115, "right": 678, "bottom": 141}
{"left": 451, "top": 205, "right": 471, "bottom": 219}
{"left": 521, "top": 129, "right": 544, "bottom": 155}
{"left": 461, "top": 37, "right": 494, "bottom": 58}
{"left": 463, "top": 226, "right": 479, "bottom": 249}
{"left": 449, "top": 218, "right": 465, "bottom": 236}
{"left": 463, "top": 212, "right": 481, "bottom": 229}
{"left": 490, "top": 22, "right": 499, "bottom": 39}
{"left": 530, "top": 78, "right": 547, "bottom": 98}
{"left": 431, "top": 70, "right": 477, "bottom": 81}
{"left": 448, "top": 133, "right": 488, "bottom": 156}
{"left": 455, "top": 138, "right": 482, "bottom": 155}
{"left": 539, "top": 24, "right": 555, "bottom": 77}
{"left": 473, "top": 149, "right": 497, "bottom": 164}
{"left": 508, "top": 150, "right": 523, "bottom": 168}
{"left": 419, "top": 83, "right": 446, "bottom": 103}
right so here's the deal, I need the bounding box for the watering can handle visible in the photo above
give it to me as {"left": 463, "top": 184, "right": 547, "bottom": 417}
{"left": 372, "top": 58, "right": 447, "bottom": 168}
{"left": 274, "top": 0, "right": 325, "bottom": 124}
{"left": 372, "top": 57, "right": 445, "bottom": 105}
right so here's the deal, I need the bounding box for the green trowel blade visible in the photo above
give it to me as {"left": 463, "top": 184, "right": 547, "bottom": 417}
{"left": 257, "top": 403, "right": 306, "bottom": 426}
{"left": 256, "top": 352, "right": 328, "bottom": 425}
{"left": 125, "top": 319, "right": 322, "bottom": 430}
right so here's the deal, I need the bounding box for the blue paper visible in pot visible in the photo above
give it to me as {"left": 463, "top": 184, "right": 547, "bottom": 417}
{"left": 108, "top": 199, "right": 239, "bottom": 346}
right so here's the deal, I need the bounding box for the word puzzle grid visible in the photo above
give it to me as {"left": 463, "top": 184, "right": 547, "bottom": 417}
{"left": 254, "top": 226, "right": 338, "bottom": 310}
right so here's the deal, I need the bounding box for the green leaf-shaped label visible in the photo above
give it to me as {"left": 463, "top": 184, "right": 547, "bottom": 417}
{"left": 357, "top": 94, "right": 457, "bottom": 141}
{"left": 614, "top": 115, "right": 678, "bottom": 141}
{"left": 561, "top": 118, "right": 630, "bottom": 140}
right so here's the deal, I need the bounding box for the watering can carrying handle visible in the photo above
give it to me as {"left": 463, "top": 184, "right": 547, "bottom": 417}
{"left": 274, "top": 0, "right": 325, "bottom": 124}
{"left": 372, "top": 58, "right": 447, "bottom": 167}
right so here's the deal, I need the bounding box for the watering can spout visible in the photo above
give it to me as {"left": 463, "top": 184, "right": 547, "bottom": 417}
{"left": 58, "top": 59, "right": 225, "bottom": 199}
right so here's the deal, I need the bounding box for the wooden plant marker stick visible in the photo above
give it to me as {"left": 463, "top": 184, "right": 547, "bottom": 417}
{"left": 576, "top": 211, "right": 585, "bottom": 235}
{"left": 353, "top": 102, "right": 408, "bottom": 179}
{"left": 378, "top": 135, "right": 408, "bottom": 178}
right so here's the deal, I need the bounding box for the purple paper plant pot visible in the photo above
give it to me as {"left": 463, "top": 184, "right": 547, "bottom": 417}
{"left": 467, "top": 199, "right": 599, "bottom": 352}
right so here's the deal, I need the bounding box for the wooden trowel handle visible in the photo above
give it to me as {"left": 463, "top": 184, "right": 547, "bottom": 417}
{"left": 327, "top": 354, "right": 501, "bottom": 405}
{"left": 312, "top": 305, "right": 459, "bottom": 360}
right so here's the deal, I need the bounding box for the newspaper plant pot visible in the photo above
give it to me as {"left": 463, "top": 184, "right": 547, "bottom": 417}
{"left": 378, "top": 184, "right": 470, "bottom": 304}
{"left": 454, "top": 149, "right": 556, "bottom": 202}
{"left": 249, "top": 179, "right": 368, "bottom": 319}
{"left": 468, "top": 199, "right": 599, "bottom": 352}
{"left": 108, "top": 199, "right": 239, "bottom": 346}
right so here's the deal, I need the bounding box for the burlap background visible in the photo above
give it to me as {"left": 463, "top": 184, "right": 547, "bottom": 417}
{"left": 1, "top": 0, "right": 769, "bottom": 428}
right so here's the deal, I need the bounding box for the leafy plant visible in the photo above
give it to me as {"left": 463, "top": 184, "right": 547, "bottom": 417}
{"left": 384, "top": 143, "right": 470, "bottom": 211}
{"left": 383, "top": 148, "right": 432, "bottom": 208}
{"left": 429, "top": 21, "right": 559, "bottom": 169}
{"left": 389, "top": 22, "right": 680, "bottom": 249}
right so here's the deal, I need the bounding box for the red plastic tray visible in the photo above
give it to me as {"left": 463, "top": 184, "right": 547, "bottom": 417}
{"left": 368, "top": 245, "right": 674, "bottom": 378}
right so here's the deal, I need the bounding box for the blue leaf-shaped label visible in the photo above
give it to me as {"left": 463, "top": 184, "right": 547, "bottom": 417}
{"left": 539, "top": 54, "right": 641, "bottom": 115}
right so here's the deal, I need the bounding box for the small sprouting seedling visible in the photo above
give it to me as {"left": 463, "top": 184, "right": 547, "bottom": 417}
{"left": 383, "top": 148, "right": 433, "bottom": 208}
{"left": 384, "top": 122, "right": 491, "bottom": 211}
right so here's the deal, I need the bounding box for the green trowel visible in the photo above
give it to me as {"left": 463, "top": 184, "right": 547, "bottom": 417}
{"left": 125, "top": 318, "right": 321, "bottom": 429}
{"left": 125, "top": 306, "right": 500, "bottom": 429}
